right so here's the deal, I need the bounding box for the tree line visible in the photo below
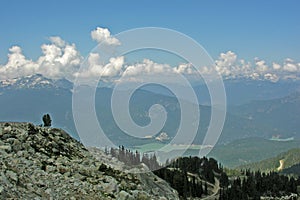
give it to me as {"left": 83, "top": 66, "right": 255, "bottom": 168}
{"left": 105, "top": 145, "right": 160, "bottom": 170}
{"left": 105, "top": 146, "right": 300, "bottom": 200}
{"left": 219, "top": 169, "right": 300, "bottom": 200}
{"left": 153, "top": 156, "right": 222, "bottom": 199}
{"left": 106, "top": 146, "right": 222, "bottom": 199}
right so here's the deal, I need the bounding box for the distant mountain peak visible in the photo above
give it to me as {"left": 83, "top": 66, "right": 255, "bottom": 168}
{"left": 0, "top": 74, "right": 73, "bottom": 90}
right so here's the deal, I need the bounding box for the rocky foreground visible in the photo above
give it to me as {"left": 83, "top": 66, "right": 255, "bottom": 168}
{"left": 0, "top": 122, "right": 179, "bottom": 199}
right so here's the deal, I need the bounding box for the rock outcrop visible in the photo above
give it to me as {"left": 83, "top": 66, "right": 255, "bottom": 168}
{"left": 0, "top": 122, "right": 179, "bottom": 199}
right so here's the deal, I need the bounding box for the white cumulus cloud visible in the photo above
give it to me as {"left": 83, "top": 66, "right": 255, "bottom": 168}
{"left": 0, "top": 46, "right": 38, "bottom": 80}
{"left": 255, "top": 59, "right": 268, "bottom": 72}
{"left": 49, "top": 36, "right": 66, "bottom": 47}
{"left": 173, "top": 63, "right": 196, "bottom": 74}
{"left": 91, "top": 27, "right": 120, "bottom": 46}
{"left": 36, "top": 37, "right": 82, "bottom": 80}
{"left": 283, "top": 58, "right": 298, "bottom": 72}
{"left": 214, "top": 51, "right": 300, "bottom": 82}
{"left": 264, "top": 73, "right": 279, "bottom": 82}
{"left": 74, "top": 53, "right": 124, "bottom": 79}
{"left": 215, "top": 51, "right": 237, "bottom": 76}
{"left": 272, "top": 62, "right": 281, "bottom": 70}
{"left": 122, "top": 59, "right": 174, "bottom": 77}
{"left": 0, "top": 37, "right": 82, "bottom": 80}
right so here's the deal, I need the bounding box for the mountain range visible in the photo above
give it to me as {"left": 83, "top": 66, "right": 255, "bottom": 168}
{"left": 0, "top": 74, "right": 299, "bottom": 153}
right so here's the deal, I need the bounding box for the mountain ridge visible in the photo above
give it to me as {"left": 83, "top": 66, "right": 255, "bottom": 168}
{"left": 0, "top": 74, "right": 73, "bottom": 90}
{"left": 0, "top": 122, "right": 179, "bottom": 199}
{"left": 209, "top": 137, "right": 300, "bottom": 168}
{"left": 236, "top": 148, "right": 300, "bottom": 173}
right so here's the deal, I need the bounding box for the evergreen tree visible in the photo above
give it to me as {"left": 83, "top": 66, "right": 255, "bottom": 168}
{"left": 42, "top": 114, "right": 52, "bottom": 127}
{"left": 220, "top": 172, "right": 229, "bottom": 188}
{"left": 204, "top": 182, "right": 208, "bottom": 195}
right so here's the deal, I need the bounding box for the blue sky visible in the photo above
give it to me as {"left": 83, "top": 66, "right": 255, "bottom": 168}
{"left": 0, "top": 0, "right": 299, "bottom": 64}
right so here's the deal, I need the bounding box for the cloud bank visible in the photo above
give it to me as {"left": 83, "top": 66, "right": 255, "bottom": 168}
{"left": 0, "top": 27, "right": 299, "bottom": 83}
{"left": 214, "top": 51, "right": 300, "bottom": 82}
{"left": 0, "top": 37, "right": 82, "bottom": 80}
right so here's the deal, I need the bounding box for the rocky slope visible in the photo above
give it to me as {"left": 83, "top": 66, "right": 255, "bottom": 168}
{"left": 0, "top": 122, "right": 179, "bottom": 199}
